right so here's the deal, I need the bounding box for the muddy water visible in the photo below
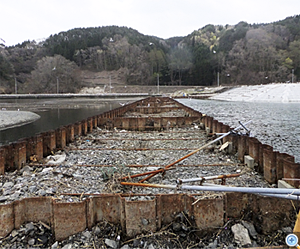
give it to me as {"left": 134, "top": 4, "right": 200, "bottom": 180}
{"left": 179, "top": 99, "right": 300, "bottom": 163}
{"left": 0, "top": 98, "right": 128, "bottom": 145}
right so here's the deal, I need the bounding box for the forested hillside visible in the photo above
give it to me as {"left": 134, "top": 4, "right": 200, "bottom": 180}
{"left": 0, "top": 15, "right": 300, "bottom": 93}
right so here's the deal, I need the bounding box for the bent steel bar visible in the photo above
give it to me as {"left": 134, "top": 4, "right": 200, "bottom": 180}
{"left": 139, "top": 120, "right": 252, "bottom": 183}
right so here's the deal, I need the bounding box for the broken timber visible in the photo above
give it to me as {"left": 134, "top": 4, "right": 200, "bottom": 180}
{"left": 0, "top": 96, "right": 299, "bottom": 246}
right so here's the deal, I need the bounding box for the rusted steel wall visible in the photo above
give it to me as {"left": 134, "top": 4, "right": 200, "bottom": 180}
{"left": 0, "top": 96, "right": 300, "bottom": 242}
{"left": 226, "top": 192, "right": 294, "bottom": 234}
{"left": 202, "top": 112, "right": 297, "bottom": 186}
{"left": 0, "top": 96, "right": 299, "bottom": 186}
{"left": 0, "top": 96, "right": 299, "bottom": 187}
{"left": 14, "top": 197, "right": 53, "bottom": 229}
{"left": 53, "top": 201, "right": 87, "bottom": 241}
{"left": 0, "top": 193, "right": 296, "bottom": 241}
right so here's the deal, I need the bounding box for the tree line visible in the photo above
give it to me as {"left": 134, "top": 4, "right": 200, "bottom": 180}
{"left": 0, "top": 15, "right": 299, "bottom": 93}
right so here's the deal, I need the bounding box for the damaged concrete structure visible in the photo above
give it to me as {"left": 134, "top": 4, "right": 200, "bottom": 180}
{"left": 0, "top": 97, "right": 299, "bottom": 245}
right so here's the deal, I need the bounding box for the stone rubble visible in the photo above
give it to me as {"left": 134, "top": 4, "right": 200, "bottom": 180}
{"left": 0, "top": 125, "right": 295, "bottom": 248}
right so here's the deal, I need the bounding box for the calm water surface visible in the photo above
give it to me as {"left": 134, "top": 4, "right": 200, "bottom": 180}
{"left": 0, "top": 98, "right": 124, "bottom": 145}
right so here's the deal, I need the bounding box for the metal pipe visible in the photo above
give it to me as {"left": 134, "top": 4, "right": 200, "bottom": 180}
{"left": 257, "top": 193, "right": 300, "bottom": 201}
{"left": 121, "top": 182, "right": 300, "bottom": 196}
{"left": 181, "top": 185, "right": 300, "bottom": 195}
{"left": 139, "top": 120, "right": 252, "bottom": 183}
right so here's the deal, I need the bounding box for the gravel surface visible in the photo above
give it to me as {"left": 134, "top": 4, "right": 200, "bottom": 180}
{"left": 1, "top": 124, "right": 294, "bottom": 249}
{"left": 179, "top": 98, "right": 300, "bottom": 163}
{"left": 0, "top": 110, "right": 40, "bottom": 131}
{"left": 0, "top": 126, "right": 270, "bottom": 204}
{"left": 0, "top": 95, "right": 298, "bottom": 248}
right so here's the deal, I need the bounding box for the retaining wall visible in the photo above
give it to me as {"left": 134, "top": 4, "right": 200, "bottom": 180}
{"left": 0, "top": 96, "right": 299, "bottom": 241}
{"left": 0, "top": 193, "right": 295, "bottom": 241}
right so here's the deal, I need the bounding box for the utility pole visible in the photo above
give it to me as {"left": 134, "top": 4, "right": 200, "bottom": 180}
{"left": 109, "top": 75, "right": 112, "bottom": 93}
{"left": 56, "top": 77, "right": 59, "bottom": 94}
{"left": 14, "top": 77, "right": 17, "bottom": 94}
{"left": 157, "top": 74, "right": 159, "bottom": 94}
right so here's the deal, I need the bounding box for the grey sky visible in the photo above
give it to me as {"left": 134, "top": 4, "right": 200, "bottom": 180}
{"left": 1, "top": 0, "right": 299, "bottom": 46}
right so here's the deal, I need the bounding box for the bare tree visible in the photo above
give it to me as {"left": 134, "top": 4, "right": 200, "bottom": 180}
{"left": 27, "top": 55, "right": 81, "bottom": 93}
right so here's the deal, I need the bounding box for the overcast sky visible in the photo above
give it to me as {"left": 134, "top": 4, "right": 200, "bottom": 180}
{"left": 1, "top": 0, "right": 299, "bottom": 46}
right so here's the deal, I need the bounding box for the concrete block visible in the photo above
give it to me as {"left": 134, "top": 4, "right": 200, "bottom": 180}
{"left": 244, "top": 155, "right": 254, "bottom": 169}
{"left": 206, "top": 127, "right": 211, "bottom": 136}
{"left": 278, "top": 180, "right": 294, "bottom": 189}
{"left": 227, "top": 142, "right": 233, "bottom": 154}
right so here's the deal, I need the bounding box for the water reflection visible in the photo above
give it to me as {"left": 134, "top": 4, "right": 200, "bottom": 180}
{"left": 0, "top": 99, "right": 121, "bottom": 145}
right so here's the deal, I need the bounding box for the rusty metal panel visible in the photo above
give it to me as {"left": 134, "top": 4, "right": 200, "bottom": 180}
{"left": 88, "top": 118, "right": 93, "bottom": 132}
{"left": 49, "top": 130, "right": 56, "bottom": 152}
{"left": 125, "top": 199, "right": 157, "bottom": 237}
{"left": 212, "top": 120, "right": 218, "bottom": 133}
{"left": 56, "top": 127, "right": 66, "bottom": 149}
{"left": 283, "top": 161, "right": 300, "bottom": 188}
{"left": 138, "top": 118, "right": 146, "bottom": 131}
{"left": 154, "top": 117, "right": 162, "bottom": 130}
{"left": 237, "top": 135, "right": 248, "bottom": 163}
{"left": 4, "top": 145, "right": 14, "bottom": 172}
{"left": 225, "top": 192, "right": 252, "bottom": 219}
{"left": 14, "top": 197, "right": 52, "bottom": 229}
{"left": 97, "top": 117, "right": 107, "bottom": 127}
{"left": 74, "top": 122, "right": 82, "bottom": 137}
{"left": 66, "top": 125, "right": 75, "bottom": 143}
{"left": 25, "top": 137, "right": 34, "bottom": 159}
{"left": 276, "top": 153, "right": 294, "bottom": 181}
{"left": 249, "top": 137, "right": 260, "bottom": 163}
{"left": 35, "top": 134, "right": 43, "bottom": 161}
{"left": 258, "top": 144, "right": 269, "bottom": 174}
{"left": 158, "top": 194, "right": 186, "bottom": 225}
{"left": 17, "top": 140, "right": 26, "bottom": 170}
{"left": 129, "top": 118, "right": 138, "bottom": 130}
{"left": 255, "top": 196, "right": 293, "bottom": 234}
{"left": 193, "top": 198, "right": 224, "bottom": 231}
{"left": 0, "top": 148, "right": 4, "bottom": 175}
{"left": 53, "top": 200, "right": 87, "bottom": 241}
{"left": 122, "top": 118, "right": 130, "bottom": 130}
{"left": 263, "top": 145, "right": 277, "bottom": 184}
{"left": 222, "top": 124, "right": 230, "bottom": 143}
{"left": 0, "top": 203, "right": 14, "bottom": 238}
{"left": 89, "top": 195, "right": 122, "bottom": 226}
{"left": 42, "top": 132, "right": 50, "bottom": 157}
{"left": 81, "top": 120, "right": 88, "bottom": 135}
{"left": 113, "top": 117, "right": 123, "bottom": 129}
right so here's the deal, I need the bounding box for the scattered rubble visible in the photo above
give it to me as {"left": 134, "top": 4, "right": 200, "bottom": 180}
{"left": 0, "top": 127, "right": 270, "bottom": 204}
{"left": 0, "top": 125, "right": 295, "bottom": 248}
{"left": 0, "top": 216, "right": 294, "bottom": 248}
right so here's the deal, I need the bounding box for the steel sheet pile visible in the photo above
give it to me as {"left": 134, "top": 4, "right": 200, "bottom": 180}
{"left": 0, "top": 97, "right": 297, "bottom": 249}
{"left": 0, "top": 125, "right": 271, "bottom": 205}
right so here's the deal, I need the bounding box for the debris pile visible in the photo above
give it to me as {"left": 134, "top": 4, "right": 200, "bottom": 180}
{"left": 0, "top": 216, "right": 294, "bottom": 248}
